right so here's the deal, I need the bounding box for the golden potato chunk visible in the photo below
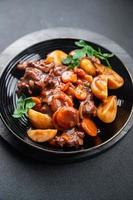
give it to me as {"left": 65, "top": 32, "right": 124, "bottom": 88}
{"left": 46, "top": 50, "right": 67, "bottom": 65}
{"left": 94, "top": 64, "right": 124, "bottom": 89}
{"left": 27, "top": 129, "right": 57, "bottom": 142}
{"left": 97, "top": 96, "right": 117, "bottom": 123}
{"left": 103, "top": 68, "right": 124, "bottom": 89}
{"left": 28, "top": 109, "right": 53, "bottom": 129}
{"left": 91, "top": 75, "right": 108, "bottom": 100}
{"left": 80, "top": 58, "right": 96, "bottom": 76}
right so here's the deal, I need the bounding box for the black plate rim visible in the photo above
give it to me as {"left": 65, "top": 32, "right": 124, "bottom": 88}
{"left": 0, "top": 37, "right": 133, "bottom": 155}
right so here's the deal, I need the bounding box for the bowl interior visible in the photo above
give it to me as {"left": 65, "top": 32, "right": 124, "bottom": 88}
{"left": 0, "top": 38, "right": 133, "bottom": 153}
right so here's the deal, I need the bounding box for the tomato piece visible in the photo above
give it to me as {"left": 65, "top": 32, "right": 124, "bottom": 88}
{"left": 81, "top": 118, "right": 97, "bottom": 137}
{"left": 75, "top": 85, "right": 87, "bottom": 100}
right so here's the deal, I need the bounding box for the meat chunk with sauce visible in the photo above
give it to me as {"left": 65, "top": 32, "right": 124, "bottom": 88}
{"left": 17, "top": 60, "right": 54, "bottom": 73}
{"left": 50, "top": 128, "right": 85, "bottom": 148}
{"left": 17, "top": 67, "right": 47, "bottom": 95}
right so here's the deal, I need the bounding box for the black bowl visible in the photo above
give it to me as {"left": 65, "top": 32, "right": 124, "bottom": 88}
{"left": 0, "top": 38, "right": 133, "bottom": 162}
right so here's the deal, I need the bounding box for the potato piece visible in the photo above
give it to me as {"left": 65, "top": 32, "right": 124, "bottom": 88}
{"left": 74, "top": 68, "right": 86, "bottom": 78}
{"left": 91, "top": 75, "right": 108, "bottom": 100}
{"left": 27, "top": 129, "right": 57, "bottom": 142}
{"left": 46, "top": 50, "right": 67, "bottom": 65}
{"left": 97, "top": 96, "right": 117, "bottom": 123}
{"left": 80, "top": 58, "right": 96, "bottom": 76}
{"left": 94, "top": 64, "right": 124, "bottom": 89}
{"left": 103, "top": 68, "right": 124, "bottom": 89}
{"left": 28, "top": 109, "right": 53, "bottom": 129}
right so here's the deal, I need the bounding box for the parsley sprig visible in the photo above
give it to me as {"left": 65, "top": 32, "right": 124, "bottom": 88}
{"left": 12, "top": 95, "right": 35, "bottom": 118}
{"left": 63, "top": 40, "right": 113, "bottom": 69}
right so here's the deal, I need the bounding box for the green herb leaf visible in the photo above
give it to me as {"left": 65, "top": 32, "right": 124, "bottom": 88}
{"left": 62, "top": 55, "right": 72, "bottom": 65}
{"left": 62, "top": 40, "right": 114, "bottom": 69}
{"left": 73, "top": 49, "right": 86, "bottom": 59}
{"left": 12, "top": 95, "right": 35, "bottom": 118}
{"left": 102, "top": 53, "right": 114, "bottom": 58}
{"left": 63, "top": 55, "right": 80, "bottom": 69}
{"left": 75, "top": 40, "right": 87, "bottom": 47}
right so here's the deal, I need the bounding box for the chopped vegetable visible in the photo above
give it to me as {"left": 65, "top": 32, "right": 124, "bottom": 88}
{"left": 50, "top": 92, "right": 73, "bottom": 112}
{"left": 81, "top": 118, "right": 97, "bottom": 137}
{"left": 80, "top": 58, "right": 96, "bottom": 76}
{"left": 53, "top": 106, "right": 79, "bottom": 129}
{"left": 97, "top": 96, "right": 117, "bottom": 123}
{"left": 75, "top": 85, "right": 87, "bottom": 100}
{"left": 46, "top": 50, "right": 67, "bottom": 65}
{"left": 91, "top": 75, "right": 108, "bottom": 100}
{"left": 28, "top": 109, "right": 53, "bottom": 129}
{"left": 103, "top": 68, "right": 124, "bottom": 89}
{"left": 31, "top": 97, "right": 41, "bottom": 105}
{"left": 27, "top": 129, "right": 57, "bottom": 142}
{"left": 61, "top": 71, "right": 77, "bottom": 83}
{"left": 84, "top": 74, "right": 93, "bottom": 83}
{"left": 74, "top": 68, "right": 86, "bottom": 78}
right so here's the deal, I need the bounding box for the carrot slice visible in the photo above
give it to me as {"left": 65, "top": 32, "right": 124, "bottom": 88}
{"left": 57, "top": 107, "right": 79, "bottom": 129}
{"left": 74, "top": 68, "right": 86, "bottom": 78}
{"left": 53, "top": 106, "right": 79, "bottom": 129}
{"left": 61, "top": 71, "right": 77, "bottom": 83}
{"left": 50, "top": 93, "right": 73, "bottom": 112}
{"left": 81, "top": 118, "right": 97, "bottom": 137}
{"left": 65, "top": 87, "right": 75, "bottom": 97}
{"left": 60, "top": 82, "right": 70, "bottom": 92}
{"left": 75, "top": 85, "right": 87, "bottom": 100}
{"left": 31, "top": 97, "right": 41, "bottom": 105}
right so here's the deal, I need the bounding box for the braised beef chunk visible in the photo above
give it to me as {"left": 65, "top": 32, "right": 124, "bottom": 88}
{"left": 50, "top": 128, "right": 85, "bottom": 148}
{"left": 82, "top": 101, "right": 97, "bottom": 117}
{"left": 53, "top": 65, "right": 67, "bottom": 76}
{"left": 17, "top": 60, "right": 54, "bottom": 72}
{"left": 17, "top": 67, "right": 47, "bottom": 95}
{"left": 16, "top": 60, "right": 67, "bottom": 95}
